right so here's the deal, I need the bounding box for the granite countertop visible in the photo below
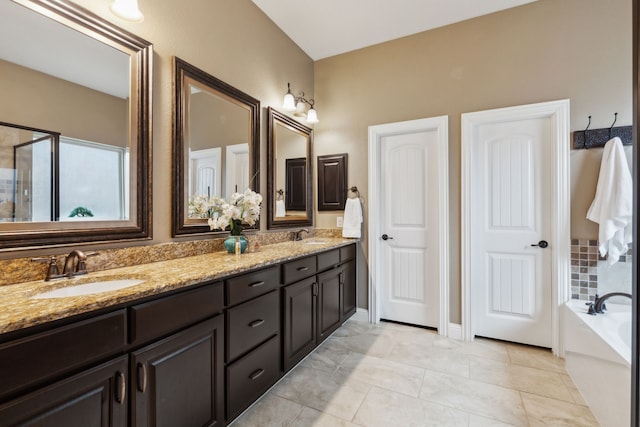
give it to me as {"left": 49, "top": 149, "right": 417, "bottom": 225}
{"left": 0, "top": 238, "right": 356, "bottom": 335}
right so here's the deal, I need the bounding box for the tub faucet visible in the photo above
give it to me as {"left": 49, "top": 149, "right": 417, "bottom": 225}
{"left": 587, "top": 292, "right": 632, "bottom": 315}
{"left": 292, "top": 228, "right": 309, "bottom": 241}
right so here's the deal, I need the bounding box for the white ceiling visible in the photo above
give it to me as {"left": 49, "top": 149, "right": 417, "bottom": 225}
{"left": 252, "top": 0, "right": 538, "bottom": 60}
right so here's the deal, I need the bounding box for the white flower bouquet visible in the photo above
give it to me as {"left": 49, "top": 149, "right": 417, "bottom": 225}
{"left": 188, "top": 189, "right": 262, "bottom": 235}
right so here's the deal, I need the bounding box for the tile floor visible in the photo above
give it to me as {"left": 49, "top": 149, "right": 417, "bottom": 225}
{"left": 230, "top": 312, "right": 600, "bottom": 427}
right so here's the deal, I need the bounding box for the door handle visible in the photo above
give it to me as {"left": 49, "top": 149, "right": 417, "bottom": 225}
{"left": 137, "top": 363, "right": 147, "bottom": 392}
{"left": 115, "top": 371, "right": 126, "bottom": 404}
{"left": 531, "top": 240, "right": 549, "bottom": 248}
{"left": 381, "top": 234, "right": 393, "bottom": 241}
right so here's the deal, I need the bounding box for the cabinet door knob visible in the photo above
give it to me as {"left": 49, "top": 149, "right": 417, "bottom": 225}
{"left": 249, "top": 319, "right": 265, "bottom": 328}
{"left": 115, "top": 371, "right": 126, "bottom": 404}
{"left": 137, "top": 363, "right": 147, "bottom": 393}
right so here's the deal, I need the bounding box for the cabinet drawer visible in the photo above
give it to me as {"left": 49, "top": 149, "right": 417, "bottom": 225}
{"left": 317, "top": 249, "right": 340, "bottom": 271}
{"left": 130, "top": 282, "right": 223, "bottom": 346}
{"left": 282, "top": 255, "right": 317, "bottom": 284}
{"left": 0, "top": 309, "right": 127, "bottom": 401}
{"left": 226, "top": 335, "right": 280, "bottom": 421}
{"left": 226, "top": 290, "right": 279, "bottom": 361}
{"left": 340, "top": 244, "right": 356, "bottom": 261}
{"left": 226, "top": 266, "right": 279, "bottom": 306}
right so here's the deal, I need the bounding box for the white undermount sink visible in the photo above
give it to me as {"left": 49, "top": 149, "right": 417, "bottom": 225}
{"left": 32, "top": 279, "right": 145, "bottom": 299}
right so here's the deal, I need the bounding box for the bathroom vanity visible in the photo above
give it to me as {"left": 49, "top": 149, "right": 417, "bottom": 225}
{"left": 0, "top": 239, "right": 357, "bottom": 426}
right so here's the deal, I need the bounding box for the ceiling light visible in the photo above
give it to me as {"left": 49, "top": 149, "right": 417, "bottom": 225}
{"left": 110, "top": 0, "right": 144, "bottom": 22}
{"left": 282, "top": 82, "right": 319, "bottom": 123}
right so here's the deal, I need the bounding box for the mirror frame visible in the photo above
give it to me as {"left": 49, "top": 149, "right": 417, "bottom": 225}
{"left": 267, "top": 107, "right": 313, "bottom": 229}
{"left": 0, "top": 0, "right": 152, "bottom": 251}
{"left": 172, "top": 57, "right": 260, "bottom": 236}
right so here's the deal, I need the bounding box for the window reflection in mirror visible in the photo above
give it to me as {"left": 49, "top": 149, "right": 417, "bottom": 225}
{"left": 173, "top": 57, "right": 260, "bottom": 236}
{"left": 267, "top": 107, "right": 313, "bottom": 229}
{"left": 0, "top": 0, "right": 152, "bottom": 249}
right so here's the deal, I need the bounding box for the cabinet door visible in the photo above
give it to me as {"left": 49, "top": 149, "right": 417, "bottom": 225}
{"left": 0, "top": 355, "right": 128, "bottom": 427}
{"left": 131, "top": 316, "right": 224, "bottom": 427}
{"left": 316, "top": 268, "right": 342, "bottom": 344}
{"left": 282, "top": 276, "right": 316, "bottom": 372}
{"left": 341, "top": 259, "right": 357, "bottom": 319}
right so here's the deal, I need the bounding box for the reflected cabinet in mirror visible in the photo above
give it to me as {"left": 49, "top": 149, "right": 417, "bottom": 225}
{"left": 267, "top": 107, "right": 313, "bottom": 229}
{"left": 172, "top": 57, "right": 260, "bottom": 236}
{"left": 0, "top": 0, "right": 152, "bottom": 250}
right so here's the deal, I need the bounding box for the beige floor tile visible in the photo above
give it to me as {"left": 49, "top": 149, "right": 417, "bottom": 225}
{"left": 469, "top": 356, "right": 574, "bottom": 402}
{"left": 336, "top": 352, "right": 425, "bottom": 397}
{"left": 299, "top": 337, "right": 351, "bottom": 374}
{"left": 559, "top": 373, "right": 589, "bottom": 406}
{"left": 329, "top": 329, "right": 396, "bottom": 358}
{"left": 229, "top": 394, "right": 302, "bottom": 427}
{"left": 272, "top": 366, "right": 371, "bottom": 421}
{"left": 289, "top": 406, "right": 363, "bottom": 427}
{"left": 353, "top": 386, "right": 469, "bottom": 427}
{"left": 386, "top": 340, "right": 471, "bottom": 378}
{"left": 521, "top": 392, "right": 600, "bottom": 427}
{"left": 507, "top": 344, "right": 566, "bottom": 373}
{"left": 457, "top": 338, "right": 511, "bottom": 363}
{"left": 468, "top": 414, "right": 519, "bottom": 427}
{"left": 419, "top": 369, "right": 529, "bottom": 426}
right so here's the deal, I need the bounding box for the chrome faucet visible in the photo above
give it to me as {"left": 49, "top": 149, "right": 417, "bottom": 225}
{"left": 587, "top": 292, "right": 632, "bottom": 315}
{"left": 292, "top": 228, "right": 310, "bottom": 241}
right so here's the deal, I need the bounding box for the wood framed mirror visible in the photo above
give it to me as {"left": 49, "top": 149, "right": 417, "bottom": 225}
{"left": 172, "top": 57, "right": 260, "bottom": 236}
{"left": 0, "top": 0, "right": 152, "bottom": 251}
{"left": 267, "top": 107, "right": 313, "bottom": 229}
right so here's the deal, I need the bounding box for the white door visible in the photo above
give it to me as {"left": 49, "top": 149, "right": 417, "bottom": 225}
{"left": 226, "top": 143, "right": 249, "bottom": 195}
{"left": 370, "top": 117, "right": 449, "bottom": 329}
{"left": 189, "top": 147, "right": 221, "bottom": 198}
{"left": 470, "top": 116, "right": 553, "bottom": 347}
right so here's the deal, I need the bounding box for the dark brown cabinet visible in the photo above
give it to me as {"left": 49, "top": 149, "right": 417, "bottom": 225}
{"left": 131, "top": 316, "right": 224, "bottom": 427}
{"left": 341, "top": 259, "right": 357, "bottom": 319}
{"left": 0, "top": 355, "right": 128, "bottom": 427}
{"left": 282, "top": 276, "right": 317, "bottom": 371}
{"left": 317, "top": 267, "right": 342, "bottom": 344}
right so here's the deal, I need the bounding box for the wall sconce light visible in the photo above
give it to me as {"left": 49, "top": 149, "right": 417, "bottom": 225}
{"left": 282, "top": 83, "right": 319, "bottom": 124}
{"left": 110, "top": 0, "right": 144, "bottom": 22}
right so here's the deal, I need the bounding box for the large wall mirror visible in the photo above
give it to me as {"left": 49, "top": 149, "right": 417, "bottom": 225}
{"left": 172, "top": 57, "right": 260, "bottom": 236}
{"left": 0, "top": 0, "right": 152, "bottom": 251}
{"left": 267, "top": 107, "right": 313, "bottom": 229}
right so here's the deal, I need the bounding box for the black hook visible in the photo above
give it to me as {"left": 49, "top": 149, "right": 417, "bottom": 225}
{"left": 609, "top": 112, "right": 618, "bottom": 139}
{"left": 583, "top": 116, "right": 592, "bottom": 149}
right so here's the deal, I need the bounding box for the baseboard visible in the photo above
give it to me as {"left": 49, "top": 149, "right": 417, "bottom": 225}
{"left": 448, "top": 323, "right": 463, "bottom": 340}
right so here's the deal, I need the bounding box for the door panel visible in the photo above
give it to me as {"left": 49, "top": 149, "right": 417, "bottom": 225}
{"left": 380, "top": 129, "right": 439, "bottom": 328}
{"left": 472, "top": 117, "right": 552, "bottom": 347}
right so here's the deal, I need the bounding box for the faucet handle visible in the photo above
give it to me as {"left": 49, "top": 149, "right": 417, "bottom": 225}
{"left": 31, "top": 256, "right": 61, "bottom": 281}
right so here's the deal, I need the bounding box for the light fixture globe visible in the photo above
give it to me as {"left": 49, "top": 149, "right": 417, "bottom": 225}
{"left": 282, "top": 83, "right": 296, "bottom": 111}
{"left": 110, "top": 0, "right": 144, "bottom": 22}
{"left": 306, "top": 107, "right": 319, "bottom": 124}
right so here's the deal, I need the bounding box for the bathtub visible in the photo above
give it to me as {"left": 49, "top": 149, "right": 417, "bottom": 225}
{"left": 563, "top": 299, "right": 631, "bottom": 427}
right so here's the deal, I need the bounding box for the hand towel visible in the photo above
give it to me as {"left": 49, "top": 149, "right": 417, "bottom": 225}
{"left": 275, "top": 200, "right": 286, "bottom": 217}
{"left": 586, "top": 137, "right": 633, "bottom": 265}
{"left": 342, "top": 197, "right": 363, "bottom": 238}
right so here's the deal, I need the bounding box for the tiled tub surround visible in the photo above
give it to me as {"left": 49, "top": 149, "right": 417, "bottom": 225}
{"left": 230, "top": 312, "right": 599, "bottom": 427}
{"left": 0, "top": 233, "right": 352, "bottom": 334}
{"left": 571, "top": 238, "right": 632, "bottom": 301}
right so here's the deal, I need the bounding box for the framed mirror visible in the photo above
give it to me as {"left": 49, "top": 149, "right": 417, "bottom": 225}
{"left": 172, "top": 57, "right": 260, "bottom": 236}
{"left": 0, "top": 0, "right": 152, "bottom": 251}
{"left": 267, "top": 107, "right": 313, "bottom": 229}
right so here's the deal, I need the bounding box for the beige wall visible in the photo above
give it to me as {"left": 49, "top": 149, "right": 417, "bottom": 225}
{"left": 314, "top": 0, "right": 632, "bottom": 321}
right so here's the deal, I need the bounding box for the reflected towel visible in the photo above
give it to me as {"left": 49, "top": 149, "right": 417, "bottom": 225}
{"left": 342, "top": 197, "right": 363, "bottom": 238}
{"left": 275, "top": 200, "right": 286, "bottom": 217}
{"left": 586, "top": 137, "right": 633, "bottom": 265}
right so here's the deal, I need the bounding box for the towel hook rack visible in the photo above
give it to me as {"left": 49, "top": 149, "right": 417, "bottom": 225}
{"left": 585, "top": 115, "right": 592, "bottom": 133}
{"left": 348, "top": 186, "right": 360, "bottom": 199}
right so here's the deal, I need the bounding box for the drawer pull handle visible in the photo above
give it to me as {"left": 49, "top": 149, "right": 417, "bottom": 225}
{"left": 116, "top": 371, "right": 126, "bottom": 404}
{"left": 249, "top": 368, "right": 264, "bottom": 380}
{"left": 249, "top": 319, "right": 265, "bottom": 328}
{"left": 249, "top": 281, "right": 265, "bottom": 288}
{"left": 137, "top": 363, "right": 147, "bottom": 393}
{"left": 297, "top": 266, "right": 309, "bottom": 271}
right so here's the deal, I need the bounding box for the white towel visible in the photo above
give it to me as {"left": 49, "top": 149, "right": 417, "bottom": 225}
{"left": 342, "top": 197, "right": 363, "bottom": 238}
{"left": 586, "top": 137, "right": 633, "bottom": 265}
{"left": 275, "top": 200, "right": 286, "bottom": 217}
